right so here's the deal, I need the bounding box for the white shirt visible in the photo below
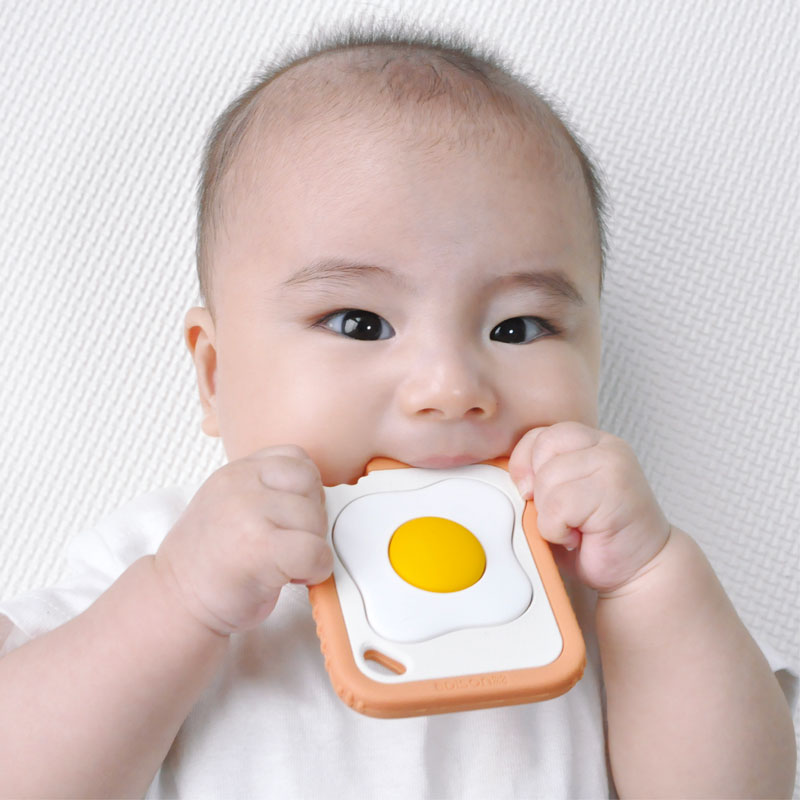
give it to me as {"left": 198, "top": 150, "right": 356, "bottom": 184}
{"left": 1, "top": 486, "right": 795, "bottom": 798}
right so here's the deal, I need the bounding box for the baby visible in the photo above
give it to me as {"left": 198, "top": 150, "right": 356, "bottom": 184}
{"left": 0, "top": 25, "right": 795, "bottom": 798}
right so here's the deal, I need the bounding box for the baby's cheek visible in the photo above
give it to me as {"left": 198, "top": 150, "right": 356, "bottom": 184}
{"left": 213, "top": 371, "right": 292, "bottom": 463}
{"left": 301, "top": 428, "right": 372, "bottom": 487}
{"left": 521, "top": 349, "right": 598, "bottom": 425}
{"left": 214, "top": 392, "right": 260, "bottom": 463}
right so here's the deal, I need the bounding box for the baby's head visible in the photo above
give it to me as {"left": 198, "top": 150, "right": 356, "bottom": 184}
{"left": 185, "top": 24, "right": 606, "bottom": 485}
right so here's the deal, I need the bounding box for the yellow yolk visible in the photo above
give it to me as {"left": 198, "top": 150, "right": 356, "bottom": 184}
{"left": 388, "top": 516, "right": 487, "bottom": 592}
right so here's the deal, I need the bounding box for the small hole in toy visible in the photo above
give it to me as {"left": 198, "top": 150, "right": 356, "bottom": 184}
{"left": 363, "top": 648, "right": 407, "bottom": 675}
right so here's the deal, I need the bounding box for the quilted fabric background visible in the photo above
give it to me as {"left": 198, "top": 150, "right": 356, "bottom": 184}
{"left": 2, "top": 0, "right": 798, "bottom": 787}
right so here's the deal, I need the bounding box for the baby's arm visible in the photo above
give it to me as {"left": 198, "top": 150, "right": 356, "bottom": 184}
{"left": 510, "top": 424, "right": 796, "bottom": 798}
{"left": 597, "top": 527, "right": 794, "bottom": 798}
{"left": 0, "top": 445, "right": 332, "bottom": 798}
{"left": 0, "top": 556, "right": 228, "bottom": 797}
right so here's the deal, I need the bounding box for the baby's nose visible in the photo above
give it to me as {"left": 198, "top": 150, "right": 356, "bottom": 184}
{"left": 396, "top": 354, "right": 498, "bottom": 420}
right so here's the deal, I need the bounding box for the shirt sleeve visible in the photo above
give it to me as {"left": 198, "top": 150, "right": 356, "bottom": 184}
{"left": 0, "top": 484, "right": 196, "bottom": 657}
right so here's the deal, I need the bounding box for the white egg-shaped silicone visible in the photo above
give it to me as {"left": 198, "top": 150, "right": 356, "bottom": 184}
{"left": 323, "top": 464, "right": 565, "bottom": 684}
{"left": 332, "top": 478, "right": 532, "bottom": 642}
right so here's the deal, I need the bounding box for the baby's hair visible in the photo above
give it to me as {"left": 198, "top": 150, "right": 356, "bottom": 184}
{"left": 195, "top": 19, "right": 607, "bottom": 315}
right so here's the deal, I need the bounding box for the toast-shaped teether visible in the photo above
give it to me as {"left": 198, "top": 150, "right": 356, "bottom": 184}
{"left": 308, "top": 457, "right": 584, "bottom": 718}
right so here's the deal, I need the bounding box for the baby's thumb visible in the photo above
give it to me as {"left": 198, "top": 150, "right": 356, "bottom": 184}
{"left": 508, "top": 427, "right": 547, "bottom": 499}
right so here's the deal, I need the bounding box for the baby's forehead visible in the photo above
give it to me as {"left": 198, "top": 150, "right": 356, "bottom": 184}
{"left": 201, "top": 45, "right": 601, "bottom": 309}
{"left": 250, "top": 46, "right": 546, "bottom": 133}
{"left": 225, "top": 47, "right": 579, "bottom": 197}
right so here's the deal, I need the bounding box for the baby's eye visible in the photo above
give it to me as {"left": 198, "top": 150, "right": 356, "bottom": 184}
{"left": 318, "top": 309, "right": 395, "bottom": 341}
{"left": 490, "top": 316, "right": 555, "bottom": 344}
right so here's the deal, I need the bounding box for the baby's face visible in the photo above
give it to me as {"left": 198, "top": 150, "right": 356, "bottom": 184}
{"left": 187, "top": 119, "right": 602, "bottom": 486}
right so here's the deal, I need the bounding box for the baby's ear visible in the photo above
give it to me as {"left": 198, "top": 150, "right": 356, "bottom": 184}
{"left": 184, "top": 307, "right": 219, "bottom": 437}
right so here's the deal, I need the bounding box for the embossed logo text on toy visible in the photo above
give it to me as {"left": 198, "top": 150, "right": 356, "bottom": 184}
{"left": 434, "top": 674, "right": 508, "bottom": 691}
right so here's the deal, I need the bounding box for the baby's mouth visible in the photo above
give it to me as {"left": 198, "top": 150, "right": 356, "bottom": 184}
{"left": 403, "top": 454, "right": 487, "bottom": 470}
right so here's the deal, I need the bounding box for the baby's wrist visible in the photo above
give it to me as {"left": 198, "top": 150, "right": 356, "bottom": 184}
{"left": 148, "top": 553, "right": 233, "bottom": 643}
{"left": 595, "top": 524, "right": 675, "bottom": 599}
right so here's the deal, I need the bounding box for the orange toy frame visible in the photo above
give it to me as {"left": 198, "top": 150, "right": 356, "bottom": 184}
{"left": 308, "top": 457, "right": 585, "bottom": 718}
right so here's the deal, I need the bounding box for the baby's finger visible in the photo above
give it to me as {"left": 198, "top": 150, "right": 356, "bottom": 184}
{"left": 249, "top": 448, "right": 324, "bottom": 501}
{"left": 267, "top": 529, "right": 334, "bottom": 587}
{"left": 252, "top": 443, "right": 312, "bottom": 460}
{"left": 529, "top": 422, "right": 604, "bottom": 477}
{"left": 509, "top": 422, "right": 602, "bottom": 498}
{"left": 533, "top": 474, "right": 605, "bottom": 549}
{"left": 508, "top": 427, "right": 549, "bottom": 497}
{"left": 532, "top": 444, "right": 609, "bottom": 497}
{"left": 260, "top": 489, "right": 328, "bottom": 539}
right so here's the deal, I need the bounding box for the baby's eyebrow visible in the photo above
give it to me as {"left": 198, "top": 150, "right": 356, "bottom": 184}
{"left": 488, "top": 270, "right": 585, "bottom": 305}
{"left": 280, "top": 257, "right": 584, "bottom": 305}
{"left": 280, "top": 258, "right": 413, "bottom": 292}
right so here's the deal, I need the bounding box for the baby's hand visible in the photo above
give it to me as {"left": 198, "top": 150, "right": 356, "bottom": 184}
{"left": 153, "top": 445, "right": 333, "bottom": 635}
{"left": 508, "top": 422, "right": 671, "bottom": 593}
